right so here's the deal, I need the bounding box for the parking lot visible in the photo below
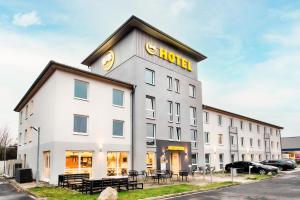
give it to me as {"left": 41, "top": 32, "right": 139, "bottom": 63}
{"left": 0, "top": 177, "right": 33, "bottom": 200}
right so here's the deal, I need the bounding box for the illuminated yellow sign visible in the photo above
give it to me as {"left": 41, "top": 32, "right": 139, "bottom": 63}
{"left": 145, "top": 42, "right": 192, "bottom": 72}
{"left": 102, "top": 50, "right": 115, "bottom": 71}
{"left": 167, "top": 146, "right": 185, "bottom": 151}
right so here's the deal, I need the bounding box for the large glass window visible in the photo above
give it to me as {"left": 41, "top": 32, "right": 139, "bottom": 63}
{"left": 146, "top": 96, "right": 155, "bottom": 119}
{"left": 107, "top": 152, "right": 128, "bottom": 176}
{"left": 191, "top": 130, "right": 197, "bottom": 149}
{"left": 146, "top": 152, "right": 156, "bottom": 172}
{"left": 113, "top": 89, "right": 124, "bottom": 106}
{"left": 168, "top": 101, "right": 173, "bottom": 122}
{"left": 146, "top": 123, "right": 156, "bottom": 146}
{"left": 175, "top": 127, "right": 181, "bottom": 141}
{"left": 167, "top": 76, "right": 172, "bottom": 90}
{"left": 112, "top": 120, "right": 124, "bottom": 137}
{"left": 74, "top": 80, "right": 88, "bottom": 99}
{"left": 174, "top": 79, "right": 180, "bottom": 93}
{"left": 189, "top": 84, "right": 196, "bottom": 98}
{"left": 65, "top": 151, "right": 93, "bottom": 175}
{"left": 175, "top": 103, "right": 180, "bottom": 123}
{"left": 190, "top": 107, "right": 197, "bottom": 126}
{"left": 145, "top": 69, "right": 155, "bottom": 85}
{"left": 74, "top": 114, "right": 88, "bottom": 133}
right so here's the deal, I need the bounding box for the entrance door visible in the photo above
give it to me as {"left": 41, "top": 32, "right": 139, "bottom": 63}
{"left": 170, "top": 153, "right": 180, "bottom": 173}
{"left": 43, "top": 151, "right": 50, "bottom": 182}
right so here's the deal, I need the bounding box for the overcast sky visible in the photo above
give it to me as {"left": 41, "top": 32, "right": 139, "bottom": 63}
{"left": 0, "top": 0, "right": 299, "bottom": 140}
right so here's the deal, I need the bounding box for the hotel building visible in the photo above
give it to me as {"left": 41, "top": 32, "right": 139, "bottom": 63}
{"left": 14, "top": 16, "right": 282, "bottom": 185}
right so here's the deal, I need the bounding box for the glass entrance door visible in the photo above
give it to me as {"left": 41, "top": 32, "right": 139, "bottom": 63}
{"left": 170, "top": 153, "right": 180, "bottom": 173}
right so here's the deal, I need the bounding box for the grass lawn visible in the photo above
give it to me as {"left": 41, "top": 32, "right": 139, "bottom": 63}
{"left": 29, "top": 181, "right": 238, "bottom": 200}
{"left": 244, "top": 174, "right": 273, "bottom": 181}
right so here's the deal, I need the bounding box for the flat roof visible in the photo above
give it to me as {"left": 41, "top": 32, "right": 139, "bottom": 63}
{"left": 14, "top": 61, "right": 134, "bottom": 112}
{"left": 203, "top": 104, "right": 283, "bottom": 129}
{"left": 82, "top": 15, "right": 207, "bottom": 66}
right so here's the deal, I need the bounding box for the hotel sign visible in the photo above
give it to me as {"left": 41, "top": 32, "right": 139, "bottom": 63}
{"left": 145, "top": 42, "right": 192, "bottom": 72}
{"left": 167, "top": 146, "right": 185, "bottom": 151}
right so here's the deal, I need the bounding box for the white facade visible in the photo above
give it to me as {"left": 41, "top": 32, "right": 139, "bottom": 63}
{"left": 17, "top": 67, "right": 132, "bottom": 184}
{"left": 203, "top": 106, "right": 282, "bottom": 171}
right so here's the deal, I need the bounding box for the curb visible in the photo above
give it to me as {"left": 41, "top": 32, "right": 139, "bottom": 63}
{"left": 142, "top": 183, "right": 239, "bottom": 200}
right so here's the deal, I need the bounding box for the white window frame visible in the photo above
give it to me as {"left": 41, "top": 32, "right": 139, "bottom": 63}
{"left": 175, "top": 127, "right": 181, "bottom": 141}
{"left": 168, "top": 101, "right": 173, "bottom": 122}
{"left": 191, "top": 129, "right": 197, "bottom": 149}
{"left": 74, "top": 79, "right": 89, "bottom": 101}
{"left": 146, "top": 96, "right": 155, "bottom": 119}
{"left": 168, "top": 126, "right": 174, "bottom": 141}
{"left": 146, "top": 123, "right": 156, "bottom": 146}
{"left": 175, "top": 103, "right": 180, "bottom": 124}
{"left": 167, "top": 76, "right": 172, "bottom": 91}
{"left": 219, "top": 153, "right": 224, "bottom": 169}
{"left": 73, "top": 114, "right": 89, "bottom": 135}
{"left": 204, "top": 132, "right": 210, "bottom": 144}
{"left": 218, "top": 134, "right": 223, "bottom": 145}
{"left": 145, "top": 68, "right": 155, "bottom": 85}
{"left": 112, "top": 119, "right": 124, "bottom": 137}
{"left": 174, "top": 79, "right": 180, "bottom": 93}
{"left": 189, "top": 84, "right": 196, "bottom": 98}
{"left": 112, "top": 89, "right": 124, "bottom": 107}
{"left": 190, "top": 107, "right": 197, "bottom": 126}
{"left": 217, "top": 115, "right": 222, "bottom": 126}
{"left": 204, "top": 111, "right": 209, "bottom": 123}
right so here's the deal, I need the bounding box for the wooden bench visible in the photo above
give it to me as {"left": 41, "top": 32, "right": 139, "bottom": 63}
{"left": 58, "top": 173, "right": 89, "bottom": 189}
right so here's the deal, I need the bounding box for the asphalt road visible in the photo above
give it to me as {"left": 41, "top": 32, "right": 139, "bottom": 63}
{"left": 167, "top": 171, "right": 300, "bottom": 200}
{"left": 0, "top": 177, "right": 33, "bottom": 200}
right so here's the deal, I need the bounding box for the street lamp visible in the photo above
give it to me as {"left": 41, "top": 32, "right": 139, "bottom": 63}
{"left": 31, "top": 126, "right": 40, "bottom": 186}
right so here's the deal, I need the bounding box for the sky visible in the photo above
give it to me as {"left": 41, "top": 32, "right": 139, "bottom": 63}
{"left": 0, "top": 0, "right": 299, "bottom": 140}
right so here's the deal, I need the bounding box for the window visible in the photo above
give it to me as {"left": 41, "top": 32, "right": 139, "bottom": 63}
{"left": 107, "top": 152, "right": 128, "bottom": 176}
{"left": 240, "top": 121, "right": 243, "bottom": 130}
{"left": 218, "top": 115, "right": 222, "bottom": 126}
{"left": 250, "top": 138, "right": 253, "bottom": 147}
{"left": 168, "top": 126, "right": 174, "bottom": 140}
{"left": 168, "top": 101, "right": 173, "bottom": 122}
{"left": 145, "top": 68, "right": 155, "bottom": 85}
{"left": 242, "top": 154, "right": 245, "bottom": 161}
{"left": 264, "top": 127, "right": 266, "bottom": 133}
{"left": 191, "top": 130, "right": 197, "bottom": 149}
{"left": 190, "top": 107, "right": 197, "bottom": 126}
{"left": 277, "top": 142, "right": 279, "bottom": 149}
{"left": 249, "top": 123, "right": 252, "bottom": 132}
{"left": 241, "top": 137, "right": 244, "bottom": 146}
{"left": 175, "top": 103, "right": 180, "bottom": 123}
{"left": 146, "top": 96, "right": 155, "bottom": 119}
{"left": 231, "top": 154, "right": 235, "bottom": 162}
{"left": 257, "top": 125, "right": 260, "bottom": 133}
{"left": 113, "top": 120, "right": 124, "bottom": 137}
{"left": 175, "top": 127, "right": 181, "bottom": 141}
{"left": 219, "top": 154, "right": 224, "bottom": 169}
{"left": 73, "top": 114, "right": 88, "bottom": 133}
{"left": 230, "top": 118, "right": 234, "bottom": 127}
{"left": 258, "top": 139, "right": 261, "bottom": 148}
{"left": 204, "top": 111, "right": 209, "bottom": 123}
{"left": 167, "top": 76, "right": 172, "bottom": 90}
{"left": 189, "top": 84, "right": 196, "bottom": 98}
{"left": 270, "top": 128, "right": 273, "bottom": 136}
{"left": 191, "top": 153, "right": 198, "bottom": 171}
{"left": 19, "top": 111, "right": 23, "bottom": 124}
{"left": 65, "top": 151, "right": 93, "bottom": 175}
{"left": 259, "top": 154, "right": 262, "bottom": 161}
{"left": 204, "top": 132, "right": 210, "bottom": 144}
{"left": 74, "top": 80, "right": 88, "bottom": 100}
{"left": 230, "top": 135, "right": 235, "bottom": 146}
{"left": 30, "top": 100, "right": 34, "bottom": 115}
{"left": 113, "top": 89, "right": 124, "bottom": 106}
{"left": 25, "top": 105, "right": 28, "bottom": 119}
{"left": 174, "top": 79, "right": 180, "bottom": 93}
{"left": 271, "top": 141, "right": 274, "bottom": 148}
{"left": 205, "top": 153, "right": 210, "bottom": 164}
{"left": 18, "top": 132, "right": 22, "bottom": 146}
{"left": 146, "top": 152, "right": 156, "bottom": 171}
{"left": 218, "top": 134, "right": 223, "bottom": 145}
{"left": 251, "top": 154, "right": 254, "bottom": 161}
{"left": 146, "top": 123, "right": 156, "bottom": 146}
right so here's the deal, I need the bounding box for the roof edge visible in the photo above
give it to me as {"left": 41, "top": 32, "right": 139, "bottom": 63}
{"left": 203, "top": 104, "right": 284, "bottom": 129}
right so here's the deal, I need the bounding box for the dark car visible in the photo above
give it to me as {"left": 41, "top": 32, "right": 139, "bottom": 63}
{"left": 225, "top": 161, "right": 278, "bottom": 175}
{"left": 261, "top": 159, "right": 296, "bottom": 171}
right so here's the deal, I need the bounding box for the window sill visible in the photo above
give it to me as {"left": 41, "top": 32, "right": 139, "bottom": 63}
{"left": 146, "top": 117, "right": 156, "bottom": 120}
{"left": 189, "top": 96, "right": 196, "bottom": 99}
{"left": 113, "top": 104, "right": 124, "bottom": 108}
{"left": 73, "top": 132, "right": 88, "bottom": 136}
{"left": 190, "top": 124, "right": 197, "bottom": 127}
{"left": 74, "top": 97, "right": 89, "bottom": 102}
{"left": 168, "top": 120, "right": 173, "bottom": 123}
{"left": 112, "top": 135, "right": 125, "bottom": 139}
{"left": 146, "top": 83, "right": 155, "bottom": 86}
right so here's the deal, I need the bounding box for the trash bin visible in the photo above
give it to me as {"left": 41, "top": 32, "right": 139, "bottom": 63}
{"left": 15, "top": 168, "right": 33, "bottom": 183}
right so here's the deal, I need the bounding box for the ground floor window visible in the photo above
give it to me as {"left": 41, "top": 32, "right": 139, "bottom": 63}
{"left": 146, "top": 152, "right": 156, "bottom": 172}
{"left": 219, "top": 153, "right": 224, "bottom": 169}
{"left": 259, "top": 154, "right": 262, "bottom": 161}
{"left": 191, "top": 153, "right": 198, "bottom": 171}
{"left": 251, "top": 154, "right": 254, "bottom": 161}
{"left": 205, "top": 153, "right": 210, "bottom": 165}
{"left": 242, "top": 154, "right": 245, "bottom": 161}
{"left": 231, "top": 154, "right": 235, "bottom": 162}
{"left": 65, "top": 151, "right": 93, "bottom": 175}
{"left": 107, "top": 152, "right": 128, "bottom": 176}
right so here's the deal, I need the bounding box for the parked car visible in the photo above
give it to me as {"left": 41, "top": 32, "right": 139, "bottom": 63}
{"left": 261, "top": 159, "right": 296, "bottom": 171}
{"left": 225, "top": 161, "right": 278, "bottom": 175}
{"left": 282, "top": 158, "right": 297, "bottom": 168}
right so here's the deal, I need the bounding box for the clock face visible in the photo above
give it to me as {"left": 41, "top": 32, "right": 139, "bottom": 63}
{"left": 102, "top": 50, "right": 115, "bottom": 71}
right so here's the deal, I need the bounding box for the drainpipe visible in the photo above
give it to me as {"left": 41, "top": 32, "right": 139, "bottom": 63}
{"left": 131, "top": 85, "right": 136, "bottom": 170}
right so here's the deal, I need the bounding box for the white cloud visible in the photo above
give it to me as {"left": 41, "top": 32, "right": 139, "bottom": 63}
{"left": 170, "top": 0, "right": 189, "bottom": 15}
{"left": 264, "top": 25, "right": 300, "bottom": 47}
{"left": 13, "top": 11, "right": 41, "bottom": 27}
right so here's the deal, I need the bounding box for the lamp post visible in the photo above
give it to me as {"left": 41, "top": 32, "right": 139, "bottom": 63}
{"left": 31, "top": 126, "right": 40, "bottom": 186}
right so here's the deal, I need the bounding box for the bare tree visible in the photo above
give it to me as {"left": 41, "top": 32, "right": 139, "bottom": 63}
{"left": 0, "top": 126, "right": 13, "bottom": 174}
